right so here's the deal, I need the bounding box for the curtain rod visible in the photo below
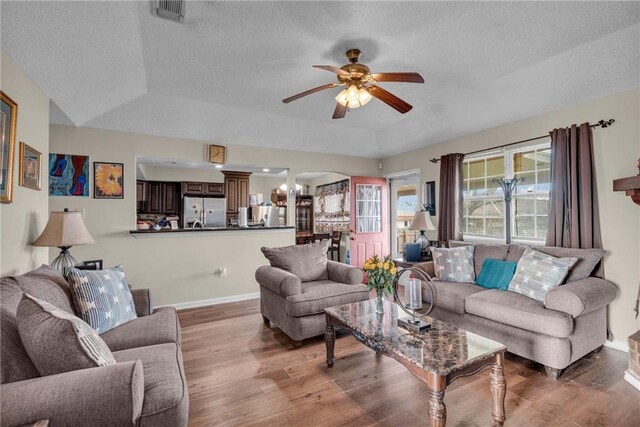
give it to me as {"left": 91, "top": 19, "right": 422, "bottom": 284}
{"left": 428, "top": 119, "right": 615, "bottom": 163}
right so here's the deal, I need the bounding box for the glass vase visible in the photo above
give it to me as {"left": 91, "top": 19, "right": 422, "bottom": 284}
{"left": 375, "top": 289, "right": 385, "bottom": 315}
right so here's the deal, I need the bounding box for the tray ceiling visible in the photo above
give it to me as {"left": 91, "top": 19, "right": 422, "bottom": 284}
{"left": 2, "top": 1, "right": 639, "bottom": 158}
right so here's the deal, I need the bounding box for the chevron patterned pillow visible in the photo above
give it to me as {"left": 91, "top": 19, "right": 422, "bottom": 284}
{"left": 508, "top": 247, "right": 578, "bottom": 303}
{"left": 430, "top": 245, "right": 476, "bottom": 283}
{"left": 66, "top": 265, "right": 137, "bottom": 334}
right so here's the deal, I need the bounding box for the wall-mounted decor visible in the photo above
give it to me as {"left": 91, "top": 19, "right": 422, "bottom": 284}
{"left": 49, "top": 153, "right": 89, "bottom": 197}
{"left": 0, "top": 91, "right": 18, "bottom": 203}
{"left": 314, "top": 179, "right": 350, "bottom": 232}
{"left": 208, "top": 144, "right": 226, "bottom": 164}
{"left": 94, "top": 162, "right": 124, "bottom": 199}
{"left": 423, "top": 180, "right": 436, "bottom": 216}
{"left": 19, "top": 142, "right": 42, "bottom": 190}
{"left": 80, "top": 259, "right": 103, "bottom": 270}
{"left": 249, "top": 193, "right": 262, "bottom": 206}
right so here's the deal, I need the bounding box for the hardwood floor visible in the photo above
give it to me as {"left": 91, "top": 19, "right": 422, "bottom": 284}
{"left": 178, "top": 299, "right": 639, "bottom": 426}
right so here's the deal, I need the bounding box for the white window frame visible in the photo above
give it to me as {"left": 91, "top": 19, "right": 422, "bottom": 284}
{"left": 463, "top": 140, "right": 551, "bottom": 246}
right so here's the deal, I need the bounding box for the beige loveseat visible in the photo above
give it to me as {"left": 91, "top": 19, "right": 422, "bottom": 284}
{"left": 416, "top": 241, "right": 618, "bottom": 378}
{"left": 1, "top": 265, "right": 188, "bottom": 426}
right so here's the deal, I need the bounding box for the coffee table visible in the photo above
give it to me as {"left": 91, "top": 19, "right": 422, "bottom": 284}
{"left": 325, "top": 299, "right": 507, "bottom": 427}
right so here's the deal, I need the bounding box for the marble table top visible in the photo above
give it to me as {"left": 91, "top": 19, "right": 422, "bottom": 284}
{"left": 325, "top": 299, "right": 506, "bottom": 377}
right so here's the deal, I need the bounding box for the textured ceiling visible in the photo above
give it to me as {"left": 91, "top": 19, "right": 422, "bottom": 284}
{"left": 2, "top": 1, "right": 639, "bottom": 158}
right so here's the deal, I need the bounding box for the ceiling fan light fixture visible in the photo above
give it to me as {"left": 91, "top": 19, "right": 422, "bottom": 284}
{"left": 335, "top": 85, "right": 371, "bottom": 109}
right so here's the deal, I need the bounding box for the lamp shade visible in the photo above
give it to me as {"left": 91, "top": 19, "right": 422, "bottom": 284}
{"left": 33, "top": 211, "right": 95, "bottom": 248}
{"left": 409, "top": 210, "right": 435, "bottom": 231}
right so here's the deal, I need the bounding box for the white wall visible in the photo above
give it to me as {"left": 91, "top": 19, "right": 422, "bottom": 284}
{"left": 49, "top": 125, "right": 380, "bottom": 306}
{"left": 141, "top": 165, "right": 224, "bottom": 182}
{"left": 0, "top": 52, "right": 49, "bottom": 276}
{"left": 382, "top": 88, "right": 640, "bottom": 343}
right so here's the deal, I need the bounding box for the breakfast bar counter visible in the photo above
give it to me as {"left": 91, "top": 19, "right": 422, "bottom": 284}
{"left": 129, "top": 226, "right": 295, "bottom": 235}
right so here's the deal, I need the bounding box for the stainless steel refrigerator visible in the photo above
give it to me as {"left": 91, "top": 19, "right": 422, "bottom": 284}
{"left": 183, "top": 197, "right": 227, "bottom": 228}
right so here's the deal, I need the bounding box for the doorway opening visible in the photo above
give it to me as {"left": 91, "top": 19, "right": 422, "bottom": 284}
{"left": 389, "top": 172, "right": 420, "bottom": 259}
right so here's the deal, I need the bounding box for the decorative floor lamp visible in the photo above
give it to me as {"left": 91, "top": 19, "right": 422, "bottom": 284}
{"left": 33, "top": 209, "right": 95, "bottom": 276}
{"left": 494, "top": 178, "right": 523, "bottom": 244}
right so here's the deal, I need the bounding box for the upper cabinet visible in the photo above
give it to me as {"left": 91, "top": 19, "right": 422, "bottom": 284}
{"left": 223, "top": 171, "right": 252, "bottom": 223}
{"left": 137, "top": 181, "right": 180, "bottom": 215}
{"left": 181, "top": 181, "right": 224, "bottom": 197}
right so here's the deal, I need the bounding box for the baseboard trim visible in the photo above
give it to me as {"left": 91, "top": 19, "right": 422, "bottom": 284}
{"left": 624, "top": 371, "right": 640, "bottom": 391}
{"left": 604, "top": 339, "right": 629, "bottom": 353}
{"left": 159, "top": 292, "right": 260, "bottom": 311}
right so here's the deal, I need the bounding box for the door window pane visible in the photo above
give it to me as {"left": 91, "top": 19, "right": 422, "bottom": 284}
{"left": 393, "top": 183, "right": 418, "bottom": 257}
{"left": 356, "top": 184, "right": 381, "bottom": 233}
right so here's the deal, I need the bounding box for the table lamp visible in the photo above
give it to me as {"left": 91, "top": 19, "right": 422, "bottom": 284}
{"left": 33, "top": 209, "right": 95, "bottom": 274}
{"left": 409, "top": 210, "right": 435, "bottom": 251}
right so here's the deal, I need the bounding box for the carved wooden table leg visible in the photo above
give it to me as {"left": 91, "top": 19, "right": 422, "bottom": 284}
{"left": 427, "top": 373, "right": 446, "bottom": 427}
{"left": 490, "top": 352, "right": 507, "bottom": 425}
{"left": 325, "top": 319, "right": 335, "bottom": 368}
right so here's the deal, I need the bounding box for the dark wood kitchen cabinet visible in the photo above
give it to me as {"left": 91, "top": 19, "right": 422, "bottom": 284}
{"left": 223, "top": 171, "right": 252, "bottom": 224}
{"left": 137, "top": 181, "right": 180, "bottom": 215}
{"left": 181, "top": 181, "right": 224, "bottom": 197}
{"left": 136, "top": 180, "right": 147, "bottom": 211}
{"left": 162, "top": 182, "right": 180, "bottom": 215}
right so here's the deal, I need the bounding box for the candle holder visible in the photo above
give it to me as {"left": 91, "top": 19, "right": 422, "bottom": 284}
{"left": 392, "top": 267, "right": 437, "bottom": 333}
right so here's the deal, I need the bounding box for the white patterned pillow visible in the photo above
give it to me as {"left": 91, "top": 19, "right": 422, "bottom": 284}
{"left": 431, "top": 246, "right": 476, "bottom": 283}
{"left": 67, "top": 265, "right": 137, "bottom": 334}
{"left": 17, "top": 294, "right": 116, "bottom": 376}
{"left": 508, "top": 247, "right": 578, "bottom": 302}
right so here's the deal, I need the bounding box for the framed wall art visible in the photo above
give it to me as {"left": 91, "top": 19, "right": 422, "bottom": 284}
{"left": 1, "top": 91, "right": 18, "bottom": 203}
{"left": 94, "top": 162, "right": 124, "bottom": 199}
{"left": 19, "top": 142, "right": 42, "bottom": 190}
{"left": 49, "top": 153, "right": 89, "bottom": 196}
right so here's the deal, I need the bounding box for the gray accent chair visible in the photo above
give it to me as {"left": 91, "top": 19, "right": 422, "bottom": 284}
{"left": 1, "top": 265, "right": 188, "bottom": 426}
{"left": 256, "top": 241, "right": 368, "bottom": 347}
{"left": 416, "top": 241, "right": 617, "bottom": 379}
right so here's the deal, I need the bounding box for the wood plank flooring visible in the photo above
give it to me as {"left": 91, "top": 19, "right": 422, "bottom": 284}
{"left": 178, "top": 299, "right": 639, "bottom": 426}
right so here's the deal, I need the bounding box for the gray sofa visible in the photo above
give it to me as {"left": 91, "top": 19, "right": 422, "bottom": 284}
{"left": 1, "top": 265, "right": 188, "bottom": 426}
{"left": 256, "top": 242, "right": 368, "bottom": 346}
{"left": 415, "top": 241, "right": 618, "bottom": 378}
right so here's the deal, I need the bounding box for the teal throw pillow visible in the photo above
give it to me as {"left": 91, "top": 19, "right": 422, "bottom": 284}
{"left": 476, "top": 259, "right": 518, "bottom": 291}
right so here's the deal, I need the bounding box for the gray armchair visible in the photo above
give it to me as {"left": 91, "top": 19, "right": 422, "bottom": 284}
{"left": 257, "top": 241, "right": 369, "bottom": 347}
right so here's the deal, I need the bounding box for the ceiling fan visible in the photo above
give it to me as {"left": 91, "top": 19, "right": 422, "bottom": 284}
{"left": 282, "top": 49, "right": 424, "bottom": 119}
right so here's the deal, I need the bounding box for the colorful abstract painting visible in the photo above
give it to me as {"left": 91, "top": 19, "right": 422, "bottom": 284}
{"left": 94, "top": 162, "right": 123, "bottom": 199}
{"left": 49, "top": 153, "right": 89, "bottom": 197}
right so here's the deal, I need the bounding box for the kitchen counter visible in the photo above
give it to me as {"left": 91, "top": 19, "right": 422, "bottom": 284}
{"left": 130, "top": 226, "right": 295, "bottom": 235}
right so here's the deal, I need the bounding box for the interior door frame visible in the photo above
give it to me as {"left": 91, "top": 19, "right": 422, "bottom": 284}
{"left": 388, "top": 170, "right": 421, "bottom": 258}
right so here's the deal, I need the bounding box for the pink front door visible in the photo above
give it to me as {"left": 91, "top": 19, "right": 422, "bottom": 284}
{"left": 349, "top": 176, "right": 389, "bottom": 268}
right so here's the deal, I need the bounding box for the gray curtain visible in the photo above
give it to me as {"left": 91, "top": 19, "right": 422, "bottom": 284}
{"left": 546, "top": 123, "right": 602, "bottom": 250}
{"left": 437, "top": 153, "right": 465, "bottom": 243}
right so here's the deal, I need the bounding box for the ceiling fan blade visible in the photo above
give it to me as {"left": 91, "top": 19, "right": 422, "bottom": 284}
{"left": 366, "top": 85, "right": 413, "bottom": 114}
{"left": 370, "top": 72, "right": 425, "bottom": 83}
{"left": 282, "top": 83, "right": 338, "bottom": 103}
{"left": 332, "top": 103, "right": 347, "bottom": 119}
{"left": 313, "top": 65, "right": 351, "bottom": 76}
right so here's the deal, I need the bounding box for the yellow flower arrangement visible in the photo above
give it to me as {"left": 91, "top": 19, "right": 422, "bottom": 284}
{"left": 362, "top": 254, "right": 397, "bottom": 296}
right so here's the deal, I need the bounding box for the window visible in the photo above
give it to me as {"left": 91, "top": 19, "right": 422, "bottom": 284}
{"left": 462, "top": 142, "right": 551, "bottom": 243}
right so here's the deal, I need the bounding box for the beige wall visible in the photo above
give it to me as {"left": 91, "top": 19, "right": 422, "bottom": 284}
{"left": 0, "top": 52, "right": 49, "bottom": 276}
{"left": 382, "top": 88, "right": 640, "bottom": 343}
{"left": 140, "top": 165, "right": 224, "bottom": 182}
{"left": 249, "top": 175, "right": 284, "bottom": 203}
{"left": 49, "top": 125, "right": 379, "bottom": 305}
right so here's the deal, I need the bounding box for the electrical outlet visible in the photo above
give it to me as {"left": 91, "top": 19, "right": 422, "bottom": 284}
{"left": 219, "top": 267, "right": 227, "bottom": 278}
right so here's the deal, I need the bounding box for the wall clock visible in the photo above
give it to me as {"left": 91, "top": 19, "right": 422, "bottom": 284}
{"left": 208, "top": 144, "right": 226, "bottom": 164}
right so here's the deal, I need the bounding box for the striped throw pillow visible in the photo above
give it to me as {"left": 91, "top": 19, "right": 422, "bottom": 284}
{"left": 508, "top": 248, "right": 578, "bottom": 302}
{"left": 17, "top": 294, "right": 116, "bottom": 376}
{"left": 66, "top": 265, "right": 137, "bottom": 334}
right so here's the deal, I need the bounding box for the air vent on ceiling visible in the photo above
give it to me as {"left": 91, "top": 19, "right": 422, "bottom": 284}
{"left": 152, "top": 0, "right": 185, "bottom": 23}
